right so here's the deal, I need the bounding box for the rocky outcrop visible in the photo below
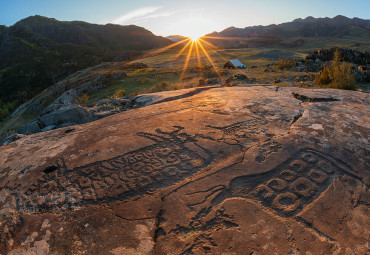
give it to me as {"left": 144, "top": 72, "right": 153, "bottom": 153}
{"left": 306, "top": 47, "right": 370, "bottom": 65}
{"left": 13, "top": 86, "right": 217, "bottom": 138}
{"left": 0, "top": 62, "right": 132, "bottom": 139}
{"left": 17, "top": 90, "right": 93, "bottom": 134}
{"left": 284, "top": 48, "right": 370, "bottom": 83}
{"left": 0, "top": 86, "right": 369, "bottom": 254}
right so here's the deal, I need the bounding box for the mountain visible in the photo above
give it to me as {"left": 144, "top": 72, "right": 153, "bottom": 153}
{"left": 166, "top": 35, "right": 189, "bottom": 42}
{"left": 205, "top": 15, "right": 370, "bottom": 48}
{"left": 0, "top": 15, "right": 171, "bottom": 120}
{"left": 13, "top": 16, "right": 170, "bottom": 51}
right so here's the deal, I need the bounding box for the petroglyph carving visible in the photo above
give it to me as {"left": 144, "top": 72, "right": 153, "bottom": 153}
{"left": 172, "top": 148, "right": 365, "bottom": 250}
{"left": 0, "top": 127, "right": 214, "bottom": 213}
{"left": 205, "top": 149, "right": 361, "bottom": 218}
{"left": 207, "top": 118, "right": 268, "bottom": 142}
{"left": 256, "top": 138, "right": 282, "bottom": 163}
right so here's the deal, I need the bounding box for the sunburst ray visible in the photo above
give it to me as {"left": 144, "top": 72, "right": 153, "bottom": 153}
{"left": 197, "top": 40, "right": 224, "bottom": 82}
{"left": 129, "top": 38, "right": 191, "bottom": 64}
{"left": 180, "top": 41, "right": 195, "bottom": 81}
{"left": 175, "top": 39, "right": 193, "bottom": 60}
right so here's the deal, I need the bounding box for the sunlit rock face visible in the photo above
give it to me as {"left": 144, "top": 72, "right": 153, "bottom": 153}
{"left": 0, "top": 85, "right": 369, "bottom": 254}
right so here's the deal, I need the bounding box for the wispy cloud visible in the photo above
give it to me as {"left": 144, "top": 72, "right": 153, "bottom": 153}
{"left": 134, "top": 10, "right": 183, "bottom": 23}
{"left": 111, "top": 6, "right": 164, "bottom": 24}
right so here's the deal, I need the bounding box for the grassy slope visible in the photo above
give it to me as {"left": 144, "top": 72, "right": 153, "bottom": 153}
{"left": 134, "top": 36, "right": 370, "bottom": 68}
{"left": 1, "top": 35, "right": 369, "bottom": 136}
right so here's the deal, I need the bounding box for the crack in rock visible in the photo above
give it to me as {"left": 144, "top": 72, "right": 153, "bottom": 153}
{"left": 292, "top": 92, "right": 340, "bottom": 103}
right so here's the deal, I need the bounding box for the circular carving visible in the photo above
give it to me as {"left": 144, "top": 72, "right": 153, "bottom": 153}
{"left": 317, "top": 160, "right": 334, "bottom": 174}
{"left": 189, "top": 159, "right": 204, "bottom": 168}
{"left": 254, "top": 184, "right": 274, "bottom": 200}
{"left": 280, "top": 170, "right": 297, "bottom": 181}
{"left": 163, "top": 166, "right": 180, "bottom": 176}
{"left": 308, "top": 169, "right": 328, "bottom": 183}
{"left": 272, "top": 192, "right": 300, "bottom": 212}
{"left": 125, "top": 169, "right": 137, "bottom": 178}
{"left": 302, "top": 153, "right": 317, "bottom": 163}
{"left": 289, "top": 160, "right": 307, "bottom": 172}
{"left": 138, "top": 176, "right": 152, "bottom": 186}
{"left": 154, "top": 147, "right": 172, "bottom": 157}
{"left": 291, "top": 177, "right": 316, "bottom": 197}
{"left": 267, "top": 178, "right": 287, "bottom": 191}
{"left": 78, "top": 176, "right": 92, "bottom": 188}
{"left": 141, "top": 165, "right": 155, "bottom": 173}
{"left": 165, "top": 154, "right": 181, "bottom": 164}
{"left": 180, "top": 161, "right": 194, "bottom": 170}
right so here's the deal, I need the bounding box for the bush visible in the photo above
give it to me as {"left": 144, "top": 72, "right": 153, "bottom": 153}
{"left": 314, "top": 66, "right": 332, "bottom": 85}
{"left": 113, "top": 89, "right": 126, "bottom": 98}
{"left": 314, "top": 50, "right": 356, "bottom": 90}
{"left": 276, "top": 57, "right": 297, "bottom": 70}
{"left": 149, "top": 81, "right": 171, "bottom": 93}
{"left": 78, "top": 93, "right": 89, "bottom": 105}
{"left": 0, "top": 100, "right": 20, "bottom": 121}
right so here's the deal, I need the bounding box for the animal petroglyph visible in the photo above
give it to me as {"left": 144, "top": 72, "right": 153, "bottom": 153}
{"left": 211, "top": 149, "right": 361, "bottom": 218}
{"left": 0, "top": 126, "right": 214, "bottom": 213}
{"left": 173, "top": 148, "right": 365, "bottom": 251}
{"left": 207, "top": 118, "right": 267, "bottom": 140}
{"left": 205, "top": 117, "right": 269, "bottom": 147}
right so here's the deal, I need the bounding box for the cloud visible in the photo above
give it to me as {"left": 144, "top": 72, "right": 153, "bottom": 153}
{"left": 133, "top": 10, "right": 183, "bottom": 24}
{"left": 111, "top": 6, "right": 164, "bottom": 24}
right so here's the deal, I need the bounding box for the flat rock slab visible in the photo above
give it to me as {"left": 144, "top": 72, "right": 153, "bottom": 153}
{"left": 0, "top": 86, "right": 369, "bottom": 255}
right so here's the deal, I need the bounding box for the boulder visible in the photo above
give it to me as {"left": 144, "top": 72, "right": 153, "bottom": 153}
{"left": 306, "top": 47, "right": 370, "bottom": 65}
{"left": 40, "top": 125, "right": 56, "bottom": 132}
{"left": 57, "top": 122, "right": 78, "bottom": 128}
{"left": 37, "top": 89, "right": 94, "bottom": 127}
{"left": 199, "top": 79, "right": 207, "bottom": 86}
{"left": 38, "top": 104, "right": 94, "bottom": 127}
{"left": 234, "top": 74, "right": 249, "bottom": 81}
{"left": 133, "top": 94, "right": 163, "bottom": 107}
{"left": 17, "top": 119, "right": 41, "bottom": 134}
{"left": 0, "top": 133, "right": 23, "bottom": 146}
{"left": 41, "top": 89, "right": 79, "bottom": 115}
{"left": 207, "top": 79, "right": 221, "bottom": 85}
{"left": 110, "top": 71, "right": 127, "bottom": 80}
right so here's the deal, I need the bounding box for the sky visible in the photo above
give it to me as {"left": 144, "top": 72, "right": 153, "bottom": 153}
{"left": 1, "top": 0, "right": 370, "bottom": 37}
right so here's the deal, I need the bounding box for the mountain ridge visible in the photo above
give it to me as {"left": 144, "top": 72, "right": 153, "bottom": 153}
{"left": 206, "top": 15, "right": 370, "bottom": 48}
{"left": 0, "top": 15, "right": 172, "bottom": 120}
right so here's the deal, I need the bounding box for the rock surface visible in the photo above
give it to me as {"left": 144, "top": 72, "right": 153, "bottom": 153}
{"left": 0, "top": 85, "right": 369, "bottom": 254}
{"left": 18, "top": 90, "right": 94, "bottom": 135}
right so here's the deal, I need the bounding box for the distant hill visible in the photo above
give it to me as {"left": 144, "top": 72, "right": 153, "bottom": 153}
{"left": 166, "top": 35, "right": 189, "bottom": 42}
{"left": 0, "top": 15, "right": 171, "bottom": 118}
{"left": 205, "top": 15, "right": 370, "bottom": 48}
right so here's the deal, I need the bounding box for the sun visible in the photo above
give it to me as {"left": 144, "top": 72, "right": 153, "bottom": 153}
{"left": 189, "top": 35, "right": 200, "bottom": 42}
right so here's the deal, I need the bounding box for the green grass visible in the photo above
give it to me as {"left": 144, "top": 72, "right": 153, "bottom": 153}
{"left": 86, "top": 67, "right": 194, "bottom": 104}
{"left": 0, "top": 111, "right": 37, "bottom": 135}
{"left": 133, "top": 36, "right": 370, "bottom": 70}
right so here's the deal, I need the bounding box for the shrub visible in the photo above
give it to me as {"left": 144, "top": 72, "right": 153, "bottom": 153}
{"left": 314, "top": 50, "right": 356, "bottom": 90}
{"left": 0, "top": 100, "right": 20, "bottom": 121}
{"left": 276, "top": 57, "right": 297, "bottom": 70}
{"left": 149, "top": 81, "right": 171, "bottom": 93}
{"left": 132, "top": 90, "right": 139, "bottom": 96}
{"left": 314, "top": 66, "right": 332, "bottom": 85}
{"left": 113, "top": 89, "right": 126, "bottom": 98}
{"left": 78, "top": 93, "right": 89, "bottom": 105}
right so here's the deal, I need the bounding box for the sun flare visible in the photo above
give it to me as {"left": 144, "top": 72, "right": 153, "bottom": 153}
{"left": 189, "top": 36, "right": 200, "bottom": 42}
{"left": 132, "top": 31, "right": 227, "bottom": 84}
